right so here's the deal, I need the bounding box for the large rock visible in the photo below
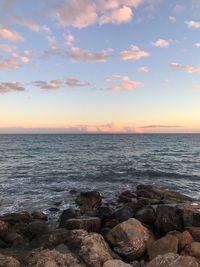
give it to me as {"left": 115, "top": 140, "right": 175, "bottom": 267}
{"left": 0, "top": 253, "right": 20, "bottom": 267}
{"left": 181, "top": 242, "right": 200, "bottom": 258}
{"left": 113, "top": 205, "right": 135, "bottom": 223}
{"left": 187, "top": 227, "right": 200, "bottom": 242}
{"left": 103, "top": 259, "right": 132, "bottom": 267}
{"left": 147, "top": 234, "right": 178, "bottom": 260}
{"left": 0, "top": 212, "right": 32, "bottom": 225}
{"left": 135, "top": 206, "right": 156, "bottom": 226}
{"left": 76, "top": 191, "right": 102, "bottom": 208}
{"left": 25, "top": 249, "right": 85, "bottom": 267}
{"left": 79, "top": 233, "right": 115, "bottom": 267}
{"left": 118, "top": 191, "right": 136, "bottom": 203}
{"left": 146, "top": 253, "right": 199, "bottom": 267}
{"left": 107, "top": 218, "right": 151, "bottom": 260}
{"left": 2, "top": 232, "right": 24, "bottom": 245}
{"left": 179, "top": 203, "right": 200, "bottom": 227}
{"left": 155, "top": 205, "right": 183, "bottom": 235}
{"left": 24, "top": 220, "right": 49, "bottom": 240}
{"left": 98, "top": 207, "right": 113, "bottom": 221}
{"left": 0, "top": 220, "right": 9, "bottom": 237}
{"left": 59, "top": 208, "right": 77, "bottom": 228}
{"left": 31, "top": 210, "right": 48, "bottom": 221}
{"left": 65, "top": 217, "right": 101, "bottom": 232}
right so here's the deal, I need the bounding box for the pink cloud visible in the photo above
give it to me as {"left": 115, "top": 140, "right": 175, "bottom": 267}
{"left": 0, "top": 81, "right": 25, "bottom": 93}
{"left": 108, "top": 74, "right": 141, "bottom": 91}
{"left": 66, "top": 77, "right": 91, "bottom": 87}
{"left": 170, "top": 62, "right": 200, "bottom": 74}
{"left": 33, "top": 80, "right": 63, "bottom": 90}
{"left": 152, "top": 39, "right": 171, "bottom": 48}
{"left": 119, "top": 45, "right": 150, "bottom": 61}
{"left": 0, "top": 58, "right": 21, "bottom": 70}
{"left": 0, "top": 25, "right": 24, "bottom": 42}
{"left": 0, "top": 44, "right": 14, "bottom": 53}
{"left": 12, "top": 16, "right": 50, "bottom": 33}
{"left": 70, "top": 47, "right": 111, "bottom": 62}
{"left": 185, "top": 20, "right": 200, "bottom": 29}
{"left": 193, "top": 85, "right": 200, "bottom": 91}
{"left": 99, "top": 6, "right": 133, "bottom": 25}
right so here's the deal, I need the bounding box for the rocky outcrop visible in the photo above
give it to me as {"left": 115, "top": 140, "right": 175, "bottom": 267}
{"left": 107, "top": 218, "right": 151, "bottom": 260}
{"left": 0, "top": 253, "right": 20, "bottom": 267}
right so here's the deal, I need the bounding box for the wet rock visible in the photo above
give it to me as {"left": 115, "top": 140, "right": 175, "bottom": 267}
{"left": 31, "top": 210, "right": 48, "bottom": 221}
{"left": 103, "top": 259, "right": 132, "bottom": 267}
{"left": 178, "top": 231, "right": 194, "bottom": 251}
{"left": 146, "top": 253, "right": 199, "bottom": 267}
{"left": 79, "top": 232, "right": 115, "bottom": 267}
{"left": 0, "top": 253, "right": 21, "bottom": 267}
{"left": 105, "top": 219, "right": 119, "bottom": 229}
{"left": 25, "top": 249, "right": 85, "bottom": 267}
{"left": 76, "top": 191, "right": 102, "bottom": 208}
{"left": 135, "top": 206, "right": 156, "bottom": 226}
{"left": 0, "top": 220, "right": 9, "bottom": 237}
{"left": 118, "top": 191, "right": 136, "bottom": 203}
{"left": 163, "top": 191, "right": 194, "bottom": 204}
{"left": 136, "top": 185, "right": 163, "bottom": 201}
{"left": 181, "top": 242, "right": 200, "bottom": 258}
{"left": 65, "top": 217, "right": 101, "bottom": 232}
{"left": 179, "top": 203, "right": 200, "bottom": 227}
{"left": 12, "top": 222, "right": 28, "bottom": 236}
{"left": 98, "top": 206, "right": 113, "bottom": 221}
{"left": 0, "top": 238, "right": 11, "bottom": 248}
{"left": 49, "top": 207, "right": 59, "bottom": 212}
{"left": 107, "top": 218, "right": 151, "bottom": 260}
{"left": 24, "top": 220, "right": 49, "bottom": 240}
{"left": 186, "top": 227, "right": 200, "bottom": 242}
{"left": 0, "top": 212, "right": 32, "bottom": 225}
{"left": 2, "top": 232, "right": 24, "bottom": 245}
{"left": 113, "top": 205, "right": 135, "bottom": 223}
{"left": 59, "top": 208, "right": 77, "bottom": 228}
{"left": 147, "top": 234, "right": 178, "bottom": 260}
{"left": 155, "top": 205, "right": 183, "bottom": 235}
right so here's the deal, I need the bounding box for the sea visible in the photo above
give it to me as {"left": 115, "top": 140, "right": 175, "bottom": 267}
{"left": 0, "top": 134, "right": 200, "bottom": 215}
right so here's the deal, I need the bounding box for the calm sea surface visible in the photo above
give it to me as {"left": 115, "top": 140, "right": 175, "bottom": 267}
{"left": 0, "top": 134, "right": 200, "bottom": 214}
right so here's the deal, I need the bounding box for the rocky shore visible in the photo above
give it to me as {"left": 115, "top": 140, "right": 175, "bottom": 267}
{"left": 1, "top": 184, "right": 200, "bottom": 266}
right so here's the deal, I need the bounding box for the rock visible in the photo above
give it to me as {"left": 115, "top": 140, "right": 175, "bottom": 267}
{"left": 2, "top": 232, "right": 24, "bottom": 244}
{"left": 12, "top": 222, "right": 28, "bottom": 236}
{"left": 98, "top": 206, "right": 113, "bottom": 221}
{"left": 155, "top": 205, "right": 183, "bottom": 235}
{"left": 107, "top": 218, "right": 151, "bottom": 260}
{"left": 79, "top": 232, "right": 114, "bottom": 267}
{"left": 0, "top": 253, "right": 20, "bottom": 267}
{"left": 76, "top": 191, "right": 102, "bottom": 208}
{"left": 181, "top": 242, "right": 200, "bottom": 258}
{"left": 0, "top": 220, "right": 9, "bottom": 237}
{"left": 135, "top": 206, "right": 156, "bottom": 226}
{"left": 186, "top": 227, "right": 200, "bottom": 242}
{"left": 131, "top": 261, "right": 141, "bottom": 267}
{"left": 147, "top": 234, "right": 178, "bottom": 260}
{"left": 178, "top": 231, "right": 194, "bottom": 250}
{"left": 179, "top": 203, "right": 200, "bottom": 227}
{"left": 59, "top": 208, "right": 77, "bottom": 228}
{"left": 136, "top": 185, "right": 163, "bottom": 201}
{"left": 0, "top": 238, "right": 11, "bottom": 248}
{"left": 146, "top": 253, "right": 199, "bottom": 267}
{"left": 103, "top": 259, "right": 132, "bottom": 267}
{"left": 0, "top": 212, "right": 32, "bottom": 225}
{"left": 163, "top": 191, "right": 194, "bottom": 204}
{"left": 31, "top": 210, "right": 48, "bottom": 221}
{"left": 118, "top": 191, "right": 136, "bottom": 203}
{"left": 24, "top": 220, "right": 49, "bottom": 240}
{"left": 105, "top": 219, "right": 119, "bottom": 229}
{"left": 65, "top": 217, "right": 101, "bottom": 232}
{"left": 25, "top": 249, "right": 85, "bottom": 267}
{"left": 49, "top": 207, "right": 59, "bottom": 212}
{"left": 113, "top": 205, "right": 135, "bottom": 223}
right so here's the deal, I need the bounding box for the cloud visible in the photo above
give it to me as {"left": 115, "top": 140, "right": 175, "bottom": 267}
{"left": 66, "top": 77, "right": 91, "bottom": 87}
{"left": 169, "top": 16, "right": 176, "bottom": 22}
{"left": 108, "top": 74, "right": 141, "bottom": 91}
{"left": 0, "top": 57, "right": 21, "bottom": 70}
{"left": 138, "top": 66, "right": 150, "bottom": 72}
{"left": 64, "top": 33, "right": 75, "bottom": 47}
{"left": 141, "top": 125, "right": 182, "bottom": 128}
{"left": 0, "top": 43, "right": 14, "bottom": 53}
{"left": 0, "top": 81, "right": 25, "bottom": 93}
{"left": 152, "top": 39, "right": 171, "bottom": 48}
{"left": 12, "top": 16, "right": 50, "bottom": 33}
{"left": 47, "top": 35, "right": 57, "bottom": 50}
{"left": 170, "top": 62, "right": 200, "bottom": 74}
{"left": 12, "top": 53, "right": 30, "bottom": 63}
{"left": 99, "top": 6, "right": 133, "bottom": 25}
{"left": 119, "top": 45, "right": 150, "bottom": 60}
{"left": 193, "top": 85, "right": 200, "bottom": 91}
{"left": 0, "top": 25, "right": 24, "bottom": 42}
{"left": 185, "top": 20, "right": 200, "bottom": 29}
{"left": 99, "top": 0, "right": 144, "bottom": 10}
{"left": 195, "top": 43, "right": 200, "bottom": 48}
{"left": 33, "top": 80, "right": 63, "bottom": 90}
{"left": 70, "top": 47, "right": 112, "bottom": 62}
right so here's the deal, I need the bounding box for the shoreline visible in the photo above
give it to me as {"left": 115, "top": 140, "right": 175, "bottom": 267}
{"left": 0, "top": 184, "right": 200, "bottom": 266}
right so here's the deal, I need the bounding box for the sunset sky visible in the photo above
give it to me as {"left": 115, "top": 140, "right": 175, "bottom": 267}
{"left": 0, "top": 0, "right": 200, "bottom": 133}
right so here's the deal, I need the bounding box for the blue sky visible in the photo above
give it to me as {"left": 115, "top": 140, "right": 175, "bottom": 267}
{"left": 0, "top": 0, "right": 200, "bottom": 133}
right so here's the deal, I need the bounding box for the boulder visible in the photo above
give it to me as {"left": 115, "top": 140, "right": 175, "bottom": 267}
{"left": 178, "top": 231, "right": 194, "bottom": 250}
{"left": 155, "top": 205, "right": 183, "bottom": 235}
{"left": 135, "top": 206, "right": 156, "bottom": 226}
{"left": 65, "top": 217, "right": 101, "bottom": 232}
{"left": 0, "top": 220, "right": 9, "bottom": 237}
{"left": 179, "top": 203, "right": 200, "bottom": 227}
{"left": 118, "top": 191, "right": 136, "bottom": 203}
{"left": 0, "top": 212, "right": 32, "bottom": 225}
{"left": 24, "top": 220, "right": 49, "bottom": 240}
{"left": 181, "top": 242, "right": 200, "bottom": 258}
{"left": 147, "top": 234, "right": 178, "bottom": 260}
{"left": 0, "top": 253, "right": 20, "bottom": 267}
{"left": 76, "top": 191, "right": 102, "bottom": 208}
{"left": 113, "top": 205, "right": 135, "bottom": 223}
{"left": 31, "top": 210, "right": 48, "bottom": 221}
{"left": 186, "top": 227, "right": 200, "bottom": 242}
{"left": 103, "top": 259, "right": 132, "bottom": 267}
{"left": 25, "top": 249, "right": 85, "bottom": 267}
{"left": 98, "top": 207, "right": 113, "bottom": 221}
{"left": 59, "top": 208, "right": 77, "bottom": 228}
{"left": 107, "top": 218, "right": 151, "bottom": 260}
{"left": 79, "top": 232, "right": 115, "bottom": 267}
{"left": 146, "top": 253, "right": 199, "bottom": 267}
{"left": 136, "top": 185, "right": 163, "bottom": 201}
{"left": 2, "top": 232, "right": 24, "bottom": 245}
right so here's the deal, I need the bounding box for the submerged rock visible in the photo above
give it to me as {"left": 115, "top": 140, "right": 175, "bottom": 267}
{"left": 107, "top": 218, "right": 151, "bottom": 260}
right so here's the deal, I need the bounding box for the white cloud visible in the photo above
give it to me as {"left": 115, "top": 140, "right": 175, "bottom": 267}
{"left": 99, "top": 6, "right": 133, "bottom": 25}
{"left": 195, "top": 43, "right": 200, "bottom": 48}
{"left": 169, "top": 16, "right": 176, "bottom": 22}
{"left": 119, "top": 45, "right": 150, "bottom": 60}
{"left": 185, "top": 20, "right": 200, "bottom": 29}
{"left": 108, "top": 74, "right": 141, "bottom": 91}
{"left": 152, "top": 39, "right": 171, "bottom": 48}
{"left": 138, "top": 66, "right": 150, "bottom": 72}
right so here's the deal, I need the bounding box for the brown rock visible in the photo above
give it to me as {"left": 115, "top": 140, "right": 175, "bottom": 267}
{"left": 31, "top": 210, "right": 48, "bottom": 221}
{"left": 187, "top": 227, "right": 200, "bottom": 242}
{"left": 155, "top": 205, "right": 183, "bottom": 235}
{"left": 76, "top": 191, "right": 102, "bottom": 208}
{"left": 147, "top": 234, "right": 178, "bottom": 260}
{"left": 24, "top": 220, "right": 49, "bottom": 240}
{"left": 146, "top": 253, "right": 199, "bottom": 267}
{"left": 65, "top": 217, "right": 101, "bottom": 232}
{"left": 103, "top": 259, "right": 132, "bottom": 267}
{"left": 135, "top": 206, "right": 156, "bottom": 226}
{"left": 0, "top": 253, "right": 20, "bottom": 267}
{"left": 118, "top": 191, "right": 136, "bottom": 203}
{"left": 0, "top": 220, "right": 9, "bottom": 237}
{"left": 59, "top": 208, "right": 77, "bottom": 228}
{"left": 179, "top": 203, "right": 200, "bottom": 227}
{"left": 107, "top": 218, "right": 151, "bottom": 260}
{"left": 25, "top": 249, "right": 85, "bottom": 267}
{"left": 0, "top": 212, "right": 32, "bottom": 225}
{"left": 178, "top": 231, "right": 194, "bottom": 250}
{"left": 181, "top": 242, "right": 200, "bottom": 258}
{"left": 2, "top": 232, "right": 24, "bottom": 244}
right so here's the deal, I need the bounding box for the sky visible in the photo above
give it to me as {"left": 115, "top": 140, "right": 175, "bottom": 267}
{"left": 0, "top": 0, "right": 200, "bottom": 133}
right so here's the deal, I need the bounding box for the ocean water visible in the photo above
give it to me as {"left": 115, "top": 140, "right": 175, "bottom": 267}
{"left": 0, "top": 134, "right": 200, "bottom": 214}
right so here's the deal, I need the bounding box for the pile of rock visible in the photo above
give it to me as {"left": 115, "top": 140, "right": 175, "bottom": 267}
{"left": 0, "top": 185, "right": 200, "bottom": 266}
